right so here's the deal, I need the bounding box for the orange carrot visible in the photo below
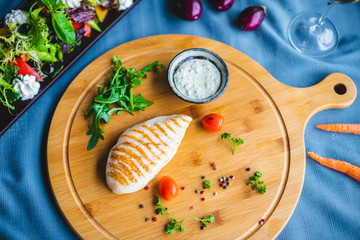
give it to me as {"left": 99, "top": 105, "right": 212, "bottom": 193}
{"left": 307, "top": 152, "right": 360, "bottom": 182}
{"left": 316, "top": 124, "right": 360, "bottom": 134}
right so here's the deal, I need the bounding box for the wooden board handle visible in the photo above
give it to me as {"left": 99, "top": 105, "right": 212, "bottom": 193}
{"left": 274, "top": 73, "right": 357, "bottom": 127}
{"left": 308, "top": 73, "right": 357, "bottom": 113}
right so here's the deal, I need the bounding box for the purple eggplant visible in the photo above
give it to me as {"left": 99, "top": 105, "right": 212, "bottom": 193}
{"left": 175, "top": 0, "right": 203, "bottom": 21}
{"left": 213, "top": 0, "right": 234, "bottom": 11}
{"left": 237, "top": 6, "right": 266, "bottom": 31}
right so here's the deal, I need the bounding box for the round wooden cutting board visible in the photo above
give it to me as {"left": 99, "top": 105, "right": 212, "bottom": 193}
{"left": 47, "top": 35, "right": 356, "bottom": 239}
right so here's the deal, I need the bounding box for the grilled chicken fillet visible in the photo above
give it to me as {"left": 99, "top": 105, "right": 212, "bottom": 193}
{"left": 106, "top": 114, "right": 192, "bottom": 194}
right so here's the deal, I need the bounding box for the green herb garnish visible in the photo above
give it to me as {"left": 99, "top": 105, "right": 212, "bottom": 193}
{"left": 85, "top": 57, "right": 164, "bottom": 150}
{"left": 0, "top": 65, "right": 20, "bottom": 112}
{"left": 194, "top": 215, "right": 215, "bottom": 228}
{"left": 37, "top": 0, "right": 75, "bottom": 46}
{"left": 166, "top": 218, "right": 185, "bottom": 235}
{"left": 202, "top": 180, "right": 212, "bottom": 190}
{"left": 221, "top": 132, "right": 244, "bottom": 155}
{"left": 155, "top": 197, "right": 170, "bottom": 215}
{"left": 247, "top": 171, "right": 267, "bottom": 194}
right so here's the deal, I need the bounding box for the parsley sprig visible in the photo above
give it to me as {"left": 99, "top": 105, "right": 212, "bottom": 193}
{"left": 85, "top": 57, "right": 164, "bottom": 150}
{"left": 247, "top": 171, "right": 267, "bottom": 194}
{"left": 221, "top": 132, "right": 244, "bottom": 155}
{"left": 202, "top": 180, "right": 212, "bottom": 190}
{"left": 194, "top": 215, "right": 215, "bottom": 228}
{"left": 155, "top": 197, "right": 170, "bottom": 215}
{"left": 166, "top": 218, "right": 185, "bottom": 235}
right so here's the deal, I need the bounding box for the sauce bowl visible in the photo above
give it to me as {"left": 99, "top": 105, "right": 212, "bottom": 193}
{"left": 168, "top": 48, "right": 229, "bottom": 104}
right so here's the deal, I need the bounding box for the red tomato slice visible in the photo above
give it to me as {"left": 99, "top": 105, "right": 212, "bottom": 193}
{"left": 159, "top": 176, "right": 179, "bottom": 201}
{"left": 13, "top": 58, "right": 43, "bottom": 82}
{"left": 201, "top": 113, "right": 224, "bottom": 132}
{"left": 84, "top": 23, "right": 91, "bottom": 37}
{"left": 71, "top": 21, "right": 83, "bottom": 31}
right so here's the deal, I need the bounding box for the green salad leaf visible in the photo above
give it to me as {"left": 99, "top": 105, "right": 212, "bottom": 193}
{"left": 0, "top": 65, "right": 20, "bottom": 112}
{"left": 85, "top": 57, "right": 164, "bottom": 150}
{"left": 38, "top": 0, "right": 57, "bottom": 10}
{"left": 52, "top": 12, "right": 75, "bottom": 46}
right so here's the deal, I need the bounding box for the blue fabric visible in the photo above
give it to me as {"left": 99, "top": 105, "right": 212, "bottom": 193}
{"left": 1, "top": 0, "right": 360, "bottom": 239}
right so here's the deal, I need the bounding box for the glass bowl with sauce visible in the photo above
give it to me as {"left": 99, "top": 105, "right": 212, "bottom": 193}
{"left": 168, "top": 48, "right": 229, "bottom": 103}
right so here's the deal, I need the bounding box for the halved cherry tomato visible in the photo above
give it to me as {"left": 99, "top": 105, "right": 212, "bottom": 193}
{"left": 71, "top": 21, "right": 83, "bottom": 31}
{"left": 159, "top": 176, "right": 179, "bottom": 201}
{"left": 201, "top": 113, "right": 224, "bottom": 132}
{"left": 13, "top": 58, "right": 43, "bottom": 82}
{"left": 83, "top": 23, "right": 91, "bottom": 37}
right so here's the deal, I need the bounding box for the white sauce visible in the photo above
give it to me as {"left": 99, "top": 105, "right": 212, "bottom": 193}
{"left": 62, "top": 0, "right": 82, "bottom": 8}
{"left": 13, "top": 74, "right": 40, "bottom": 101}
{"left": 5, "top": 10, "right": 27, "bottom": 31}
{"left": 174, "top": 59, "right": 221, "bottom": 99}
{"left": 117, "top": 0, "right": 133, "bottom": 10}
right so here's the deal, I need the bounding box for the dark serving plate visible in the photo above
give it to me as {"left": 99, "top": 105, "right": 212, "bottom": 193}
{"left": 0, "top": 0, "right": 141, "bottom": 137}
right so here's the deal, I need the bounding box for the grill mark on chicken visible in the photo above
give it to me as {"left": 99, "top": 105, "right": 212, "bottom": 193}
{"left": 169, "top": 118, "right": 181, "bottom": 128}
{"left": 121, "top": 136, "right": 158, "bottom": 164}
{"left": 130, "top": 129, "right": 166, "bottom": 155}
{"left": 154, "top": 123, "right": 174, "bottom": 142}
{"left": 107, "top": 170, "right": 130, "bottom": 186}
{"left": 164, "top": 121, "right": 176, "bottom": 134}
{"left": 110, "top": 153, "right": 143, "bottom": 179}
{"left": 179, "top": 116, "right": 190, "bottom": 123}
{"left": 108, "top": 161, "right": 137, "bottom": 183}
{"left": 142, "top": 125, "right": 169, "bottom": 147}
{"left": 112, "top": 146, "right": 151, "bottom": 173}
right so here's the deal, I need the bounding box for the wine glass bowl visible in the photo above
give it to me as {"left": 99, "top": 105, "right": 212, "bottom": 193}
{"left": 288, "top": 0, "right": 359, "bottom": 57}
{"left": 288, "top": 13, "right": 338, "bottom": 57}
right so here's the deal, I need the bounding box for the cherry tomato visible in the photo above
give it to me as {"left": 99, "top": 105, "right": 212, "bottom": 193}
{"left": 71, "top": 21, "right": 83, "bottom": 31}
{"left": 84, "top": 23, "right": 91, "bottom": 37}
{"left": 201, "top": 113, "right": 224, "bottom": 132}
{"left": 13, "top": 58, "right": 42, "bottom": 82}
{"left": 159, "top": 176, "right": 179, "bottom": 201}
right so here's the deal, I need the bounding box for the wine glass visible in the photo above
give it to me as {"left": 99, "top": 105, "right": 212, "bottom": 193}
{"left": 288, "top": 0, "right": 359, "bottom": 57}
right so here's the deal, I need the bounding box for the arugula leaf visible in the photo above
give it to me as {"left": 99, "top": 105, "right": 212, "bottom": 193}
{"left": 85, "top": 57, "right": 163, "bottom": 150}
{"left": 166, "top": 218, "right": 185, "bottom": 235}
{"left": 52, "top": 12, "right": 75, "bottom": 46}
{"left": 85, "top": 103, "right": 111, "bottom": 150}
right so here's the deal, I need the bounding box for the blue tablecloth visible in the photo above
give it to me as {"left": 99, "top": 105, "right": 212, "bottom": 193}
{"left": 1, "top": 0, "right": 360, "bottom": 239}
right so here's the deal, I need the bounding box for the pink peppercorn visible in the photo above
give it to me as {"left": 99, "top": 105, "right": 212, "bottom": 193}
{"left": 144, "top": 186, "right": 149, "bottom": 190}
{"left": 230, "top": 175, "right": 235, "bottom": 180}
{"left": 220, "top": 183, "right": 225, "bottom": 187}
{"left": 153, "top": 217, "right": 158, "bottom": 222}
{"left": 190, "top": 206, "right": 194, "bottom": 210}
{"left": 200, "top": 190, "right": 204, "bottom": 194}
{"left": 259, "top": 219, "right": 266, "bottom": 225}
{"left": 201, "top": 197, "right": 205, "bottom": 201}
{"left": 211, "top": 162, "right": 216, "bottom": 167}
{"left": 181, "top": 187, "right": 185, "bottom": 190}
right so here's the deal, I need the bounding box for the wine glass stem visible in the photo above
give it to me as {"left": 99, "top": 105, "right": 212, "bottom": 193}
{"left": 318, "top": 1, "right": 335, "bottom": 24}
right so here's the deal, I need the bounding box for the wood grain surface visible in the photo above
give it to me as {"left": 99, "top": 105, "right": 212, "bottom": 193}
{"left": 47, "top": 34, "right": 357, "bottom": 239}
